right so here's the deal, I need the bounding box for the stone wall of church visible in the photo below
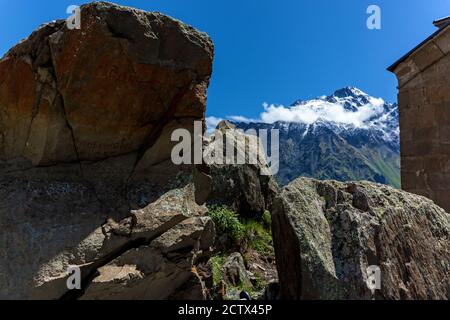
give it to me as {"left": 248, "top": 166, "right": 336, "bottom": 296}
{"left": 391, "top": 25, "right": 450, "bottom": 212}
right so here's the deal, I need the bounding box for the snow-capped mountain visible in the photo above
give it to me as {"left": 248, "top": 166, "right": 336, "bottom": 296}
{"left": 233, "top": 87, "right": 400, "bottom": 187}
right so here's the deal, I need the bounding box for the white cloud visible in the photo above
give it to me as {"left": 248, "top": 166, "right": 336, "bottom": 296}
{"left": 260, "top": 97, "right": 385, "bottom": 127}
{"left": 205, "top": 116, "right": 223, "bottom": 132}
{"left": 228, "top": 115, "right": 258, "bottom": 123}
{"left": 208, "top": 92, "right": 387, "bottom": 129}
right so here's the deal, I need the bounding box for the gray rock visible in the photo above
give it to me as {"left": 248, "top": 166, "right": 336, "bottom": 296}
{"left": 0, "top": 2, "right": 214, "bottom": 300}
{"left": 205, "top": 121, "right": 279, "bottom": 217}
{"left": 261, "top": 281, "right": 280, "bottom": 300}
{"left": 80, "top": 217, "right": 215, "bottom": 300}
{"left": 272, "top": 178, "right": 450, "bottom": 300}
{"left": 222, "top": 253, "right": 252, "bottom": 289}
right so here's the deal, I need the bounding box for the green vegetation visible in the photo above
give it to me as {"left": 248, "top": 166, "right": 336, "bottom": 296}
{"left": 251, "top": 273, "right": 266, "bottom": 292}
{"left": 209, "top": 254, "right": 227, "bottom": 286}
{"left": 207, "top": 206, "right": 275, "bottom": 299}
{"left": 261, "top": 210, "right": 272, "bottom": 229}
{"left": 207, "top": 205, "right": 274, "bottom": 255}
{"left": 209, "top": 252, "right": 259, "bottom": 299}
{"left": 242, "top": 218, "right": 274, "bottom": 256}
{"left": 363, "top": 147, "right": 401, "bottom": 188}
{"left": 276, "top": 130, "right": 401, "bottom": 189}
{"left": 207, "top": 206, "right": 245, "bottom": 242}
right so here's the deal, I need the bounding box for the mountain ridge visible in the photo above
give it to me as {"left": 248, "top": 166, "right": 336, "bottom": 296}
{"left": 230, "top": 87, "right": 401, "bottom": 187}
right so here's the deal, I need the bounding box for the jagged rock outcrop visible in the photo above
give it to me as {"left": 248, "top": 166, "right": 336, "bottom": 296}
{"left": 0, "top": 2, "right": 214, "bottom": 300}
{"left": 271, "top": 178, "right": 450, "bottom": 300}
{"left": 80, "top": 217, "right": 215, "bottom": 300}
{"left": 0, "top": 1, "right": 213, "bottom": 167}
{"left": 204, "top": 121, "right": 278, "bottom": 217}
{"left": 199, "top": 122, "right": 279, "bottom": 300}
{"left": 222, "top": 253, "right": 253, "bottom": 289}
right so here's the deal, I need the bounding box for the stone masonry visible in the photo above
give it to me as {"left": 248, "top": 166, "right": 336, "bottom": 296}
{"left": 389, "top": 19, "right": 450, "bottom": 212}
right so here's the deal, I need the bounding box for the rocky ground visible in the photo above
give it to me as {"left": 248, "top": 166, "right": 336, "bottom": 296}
{"left": 0, "top": 2, "right": 448, "bottom": 300}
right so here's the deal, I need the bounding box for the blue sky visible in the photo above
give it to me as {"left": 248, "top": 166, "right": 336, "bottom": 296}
{"left": 1, "top": 0, "right": 449, "bottom": 121}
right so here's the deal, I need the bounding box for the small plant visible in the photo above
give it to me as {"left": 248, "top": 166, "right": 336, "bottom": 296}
{"left": 243, "top": 219, "right": 274, "bottom": 256}
{"left": 252, "top": 273, "right": 266, "bottom": 292}
{"left": 209, "top": 254, "right": 227, "bottom": 286}
{"left": 262, "top": 210, "right": 272, "bottom": 230}
{"left": 207, "top": 206, "right": 245, "bottom": 242}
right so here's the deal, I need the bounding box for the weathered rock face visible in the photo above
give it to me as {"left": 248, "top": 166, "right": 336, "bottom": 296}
{"left": 190, "top": 122, "right": 280, "bottom": 300}
{"left": 0, "top": 1, "right": 213, "bottom": 167}
{"left": 271, "top": 178, "right": 450, "bottom": 300}
{"left": 222, "top": 252, "right": 252, "bottom": 290}
{"left": 204, "top": 121, "right": 278, "bottom": 217}
{"left": 0, "top": 2, "right": 214, "bottom": 300}
{"left": 80, "top": 217, "right": 215, "bottom": 300}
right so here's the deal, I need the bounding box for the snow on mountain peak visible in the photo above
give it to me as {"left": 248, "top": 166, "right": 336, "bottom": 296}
{"left": 259, "top": 87, "right": 390, "bottom": 129}
{"left": 331, "top": 86, "right": 367, "bottom": 98}
{"left": 207, "top": 87, "right": 399, "bottom": 143}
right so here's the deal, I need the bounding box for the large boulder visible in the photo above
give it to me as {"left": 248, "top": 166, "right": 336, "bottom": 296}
{"left": 80, "top": 216, "right": 215, "bottom": 300}
{"left": 0, "top": 2, "right": 214, "bottom": 299}
{"left": 271, "top": 178, "right": 450, "bottom": 300}
{"left": 204, "top": 121, "right": 278, "bottom": 217}
{"left": 0, "top": 1, "right": 213, "bottom": 167}
{"left": 222, "top": 252, "right": 253, "bottom": 289}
